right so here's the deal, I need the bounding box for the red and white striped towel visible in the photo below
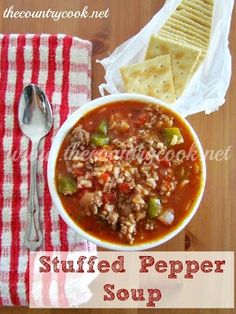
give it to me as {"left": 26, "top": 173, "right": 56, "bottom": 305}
{"left": 0, "top": 34, "right": 96, "bottom": 306}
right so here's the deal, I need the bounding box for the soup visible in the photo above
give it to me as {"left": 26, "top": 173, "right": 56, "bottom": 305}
{"left": 55, "top": 101, "right": 203, "bottom": 245}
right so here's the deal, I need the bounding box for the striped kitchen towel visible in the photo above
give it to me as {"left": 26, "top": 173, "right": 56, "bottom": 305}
{"left": 0, "top": 34, "right": 96, "bottom": 306}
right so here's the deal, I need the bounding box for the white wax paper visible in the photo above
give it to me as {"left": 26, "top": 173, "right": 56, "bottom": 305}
{"left": 98, "top": 0, "right": 234, "bottom": 117}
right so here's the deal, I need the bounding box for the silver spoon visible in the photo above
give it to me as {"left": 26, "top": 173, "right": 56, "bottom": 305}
{"left": 18, "top": 84, "right": 53, "bottom": 250}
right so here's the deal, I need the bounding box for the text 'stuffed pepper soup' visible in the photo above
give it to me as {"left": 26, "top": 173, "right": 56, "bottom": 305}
{"left": 55, "top": 101, "right": 203, "bottom": 245}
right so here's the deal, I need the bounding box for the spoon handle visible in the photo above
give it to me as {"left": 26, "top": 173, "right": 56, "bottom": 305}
{"left": 24, "top": 141, "right": 43, "bottom": 250}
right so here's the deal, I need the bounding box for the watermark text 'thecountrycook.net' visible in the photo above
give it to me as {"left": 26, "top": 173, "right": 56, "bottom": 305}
{"left": 3, "top": 6, "right": 110, "bottom": 21}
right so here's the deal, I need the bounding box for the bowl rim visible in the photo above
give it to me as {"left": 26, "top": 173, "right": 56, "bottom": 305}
{"left": 47, "top": 93, "right": 206, "bottom": 251}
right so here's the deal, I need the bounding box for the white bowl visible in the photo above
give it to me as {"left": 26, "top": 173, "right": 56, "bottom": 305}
{"left": 47, "top": 94, "right": 206, "bottom": 251}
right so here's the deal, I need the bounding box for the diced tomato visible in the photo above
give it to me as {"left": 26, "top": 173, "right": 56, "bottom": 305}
{"left": 103, "top": 192, "right": 116, "bottom": 204}
{"left": 73, "top": 168, "right": 85, "bottom": 176}
{"left": 134, "top": 113, "right": 148, "bottom": 125}
{"left": 89, "top": 176, "right": 99, "bottom": 190}
{"left": 159, "top": 158, "right": 171, "bottom": 168}
{"left": 100, "top": 172, "right": 110, "bottom": 182}
{"left": 118, "top": 183, "right": 131, "bottom": 193}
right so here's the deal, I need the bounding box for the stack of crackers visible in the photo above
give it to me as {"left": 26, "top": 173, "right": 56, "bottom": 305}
{"left": 120, "top": 0, "right": 214, "bottom": 104}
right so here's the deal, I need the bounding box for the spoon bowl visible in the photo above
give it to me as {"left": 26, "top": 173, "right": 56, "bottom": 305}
{"left": 19, "top": 84, "right": 53, "bottom": 143}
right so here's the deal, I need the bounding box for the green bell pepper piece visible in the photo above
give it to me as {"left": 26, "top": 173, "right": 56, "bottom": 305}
{"left": 162, "top": 127, "right": 184, "bottom": 146}
{"left": 97, "top": 119, "right": 108, "bottom": 136}
{"left": 58, "top": 174, "right": 77, "bottom": 195}
{"left": 91, "top": 133, "right": 109, "bottom": 147}
{"left": 148, "top": 197, "right": 162, "bottom": 219}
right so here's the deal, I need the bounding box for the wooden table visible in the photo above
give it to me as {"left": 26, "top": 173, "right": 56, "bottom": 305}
{"left": 0, "top": 0, "right": 235, "bottom": 313}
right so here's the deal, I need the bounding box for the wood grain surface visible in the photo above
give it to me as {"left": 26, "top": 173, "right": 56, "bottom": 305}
{"left": 0, "top": 0, "right": 235, "bottom": 313}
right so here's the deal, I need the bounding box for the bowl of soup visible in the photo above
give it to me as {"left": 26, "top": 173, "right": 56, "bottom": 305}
{"left": 47, "top": 94, "right": 206, "bottom": 250}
